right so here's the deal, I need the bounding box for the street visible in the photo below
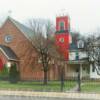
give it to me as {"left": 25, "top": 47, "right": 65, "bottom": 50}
{"left": 0, "top": 95, "right": 97, "bottom": 100}
{"left": 0, "top": 90, "right": 99, "bottom": 100}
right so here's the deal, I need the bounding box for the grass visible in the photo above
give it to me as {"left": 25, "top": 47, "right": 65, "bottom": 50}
{"left": 0, "top": 80, "right": 76, "bottom": 92}
{"left": 0, "top": 80, "right": 100, "bottom": 93}
{"left": 81, "top": 81, "right": 100, "bottom": 93}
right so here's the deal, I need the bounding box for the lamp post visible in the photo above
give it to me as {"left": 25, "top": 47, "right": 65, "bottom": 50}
{"left": 77, "top": 40, "right": 84, "bottom": 92}
{"left": 60, "top": 61, "right": 65, "bottom": 92}
{"left": 57, "top": 60, "right": 65, "bottom": 92}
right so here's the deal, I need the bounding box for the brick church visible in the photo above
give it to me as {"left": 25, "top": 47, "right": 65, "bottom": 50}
{"left": 0, "top": 17, "right": 61, "bottom": 80}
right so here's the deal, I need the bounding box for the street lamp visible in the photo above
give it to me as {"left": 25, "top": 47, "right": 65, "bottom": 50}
{"left": 77, "top": 39, "right": 84, "bottom": 92}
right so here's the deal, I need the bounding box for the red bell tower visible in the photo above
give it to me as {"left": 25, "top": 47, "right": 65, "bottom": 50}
{"left": 55, "top": 16, "right": 70, "bottom": 60}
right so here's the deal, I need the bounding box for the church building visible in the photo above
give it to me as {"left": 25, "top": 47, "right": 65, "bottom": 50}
{"left": 0, "top": 17, "right": 58, "bottom": 80}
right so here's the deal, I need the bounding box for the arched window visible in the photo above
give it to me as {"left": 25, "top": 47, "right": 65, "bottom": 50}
{"left": 59, "top": 21, "right": 65, "bottom": 31}
{"left": 77, "top": 40, "right": 84, "bottom": 49}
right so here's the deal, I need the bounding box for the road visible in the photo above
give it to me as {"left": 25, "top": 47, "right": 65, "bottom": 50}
{"left": 0, "top": 90, "right": 99, "bottom": 100}
{"left": 0, "top": 95, "right": 96, "bottom": 100}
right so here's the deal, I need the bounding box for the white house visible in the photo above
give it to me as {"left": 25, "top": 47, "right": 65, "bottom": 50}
{"left": 68, "top": 38, "right": 100, "bottom": 79}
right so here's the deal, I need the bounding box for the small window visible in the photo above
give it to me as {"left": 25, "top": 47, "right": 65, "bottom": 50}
{"left": 59, "top": 38, "right": 64, "bottom": 43}
{"left": 59, "top": 21, "right": 65, "bottom": 31}
{"left": 4, "top": 35, "right": 13, "bottom": 43}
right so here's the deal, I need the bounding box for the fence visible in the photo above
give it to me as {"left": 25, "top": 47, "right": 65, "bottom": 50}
{"left": 0, "top": 65, "right": 100, "bottom": 94}
{"left": 0, "top": 72, "right": 100, "bottom": 93}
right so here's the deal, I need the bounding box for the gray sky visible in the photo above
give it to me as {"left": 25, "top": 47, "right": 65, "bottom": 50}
{"left": 0, "top": 0, "right": 100, "bottom": 34}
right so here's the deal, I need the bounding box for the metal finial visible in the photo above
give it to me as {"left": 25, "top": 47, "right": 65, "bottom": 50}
{"left": 8, "top": 10, "right": 12, "bottom": 17}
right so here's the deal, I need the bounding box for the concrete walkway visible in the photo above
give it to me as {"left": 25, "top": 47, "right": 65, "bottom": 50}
{"left": 0, "top": 90, "right": 100, "bottom": 100}
{"left": 68, "top": 84, "right": 79, "bottom": 92}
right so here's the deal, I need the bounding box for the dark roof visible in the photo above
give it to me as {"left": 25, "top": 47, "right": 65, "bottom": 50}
{"left": 0, "top": 45, "right": 18, "bottom": 61}
{"left": 4, "top": 17, "right": 34, "bottom": 41}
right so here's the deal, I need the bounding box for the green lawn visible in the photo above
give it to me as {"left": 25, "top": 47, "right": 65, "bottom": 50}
{"left": 0, "top": 80, "right": 100, "bottom": 93}
{"left": 0, "top": 81, "right": 76, "bottom": 92}
{"left": 81, "top": 81, "right": 100, "bottom": 93}
{"left": 0, "top": 81, "right": 100, "bottom": 93}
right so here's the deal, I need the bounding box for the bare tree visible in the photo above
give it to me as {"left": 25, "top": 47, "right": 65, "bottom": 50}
{"left": 85, "top": 33, "right": 100, "bottom": 75}
{"left": 28, "top": 18, "right": 55, "bottom": 85}
{"left": 27, "top": 18, "right": 67, "bottom": 88}
{"left": 49, "top": 43, "right": 66, "bottom": 91}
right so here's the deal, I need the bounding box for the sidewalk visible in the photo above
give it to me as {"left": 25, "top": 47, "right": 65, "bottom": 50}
{"left": 0, "top": 90, "right": 100, "bottom": 100}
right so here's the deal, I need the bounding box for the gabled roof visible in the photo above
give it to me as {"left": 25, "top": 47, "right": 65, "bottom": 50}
{"left": 69, "top": 32, "right": 86, "bottom": 51}
{"left": 0, "top": 45, "right": 18, "bottom": 61}
{"left": 2, "top": 16, "right": 34, "bottom": 41}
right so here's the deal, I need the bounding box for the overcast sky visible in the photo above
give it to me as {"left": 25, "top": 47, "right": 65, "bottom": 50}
{"left": 0, "top": 0, "right": 100, "bottom": 34}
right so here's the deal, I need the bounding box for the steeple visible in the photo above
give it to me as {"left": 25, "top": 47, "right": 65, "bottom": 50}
{"left": 56, "top": 16, "right": 70, "bottom": 33}
{"left": 55, "top": 15, "right": 70, "bottom": 60}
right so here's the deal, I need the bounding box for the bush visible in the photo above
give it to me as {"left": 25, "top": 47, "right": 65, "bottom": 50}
{"left": 9, "top": 63, "right": 19, "bottom": 83}
{"left": 0, "top": 64, "right": 9, "bottom": 80}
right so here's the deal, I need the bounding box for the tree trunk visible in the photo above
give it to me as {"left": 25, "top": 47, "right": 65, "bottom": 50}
{"left": 44, "top": 71, "right": 48, "bottom": 85}
{"left": 41, "top": 54, "right": 48, "bottom": 85}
